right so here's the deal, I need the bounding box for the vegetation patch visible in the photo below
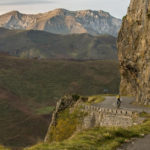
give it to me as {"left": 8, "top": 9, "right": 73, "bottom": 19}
{"left": 0, "top": 54, "right": 120, "bottom": 149}
{"left": 47, "top": 108, "right": 86, "bottom": 143}
{"left": 0, "top": 29, "right": 118, "bottom": 60}
{"left": 87, "top": 95, "right": 105, "bottom": 104}
{"left": 0, "top": 145, "right": 10, "bottom": 150}
{"left": 0, "top": 55, "right": 120, "bottom": 107}
{"left": 26, "top": 117, "right": 150, "bottom": 150}
{"left": 35, "top": 106, "right": 55, "bottom": 115}
{"left": 139, "top": 111, "right": 150, "bottom": 118}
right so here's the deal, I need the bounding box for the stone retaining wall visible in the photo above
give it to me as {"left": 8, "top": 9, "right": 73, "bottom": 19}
{"left": 77, "top": 104, "right": 143, "bottom": 129}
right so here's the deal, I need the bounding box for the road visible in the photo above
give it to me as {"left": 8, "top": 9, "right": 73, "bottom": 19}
{"left": 95, "top": 96, "right": 150, "bottom": 113}
{"left": 117, "top": 134, "right": 150, "bottom": 150}
{"left": 95, "top": 96, "right": 150, "bottom": 150}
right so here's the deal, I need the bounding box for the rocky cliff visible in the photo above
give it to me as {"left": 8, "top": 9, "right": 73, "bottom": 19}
{"left": 118, "top": 0, "right": 150, "bottom": 104}
{"left": 44, "top": 95, "right": 86, "bottom": 143}
{"left": 0, "top": 9, "right": 121, "bottom": 37}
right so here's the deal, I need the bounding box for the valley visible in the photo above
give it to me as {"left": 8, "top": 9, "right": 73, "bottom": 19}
{"left": 0, "top": 54, "right": 120, "bottom": 149}
{"left": 2, "top": 1, "right": 150, "bottom": 149}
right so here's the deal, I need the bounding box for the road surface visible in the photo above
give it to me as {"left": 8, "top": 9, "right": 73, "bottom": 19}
{"left": 95, "top": 96, "right": 150, "bottom": 113}
{"left": 117, "top": 134, "right": 150, "bottom": 150}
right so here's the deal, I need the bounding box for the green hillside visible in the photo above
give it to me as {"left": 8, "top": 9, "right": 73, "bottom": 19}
{"left": 0, "top": 54, "right": 120, "bottom": 105}
{"left": 0, "top": 94, "right": 50, "bottom": 150}
{"left": 26, "top": 119, "right": 150, "bottom": 150}
{"left": 0, "top": 54, "right": 120, "bottom": 149}
{"left": 0, "top": 28, "right": 117, "bottom": 60}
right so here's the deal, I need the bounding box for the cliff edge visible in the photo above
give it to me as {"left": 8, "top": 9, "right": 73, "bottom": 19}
{"left": 118, "top": 0, "right": 150, "bottom": 105}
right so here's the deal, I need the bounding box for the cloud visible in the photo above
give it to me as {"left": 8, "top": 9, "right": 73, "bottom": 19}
{"left": 0, "top": 0, "right": 53, "bottom": 5}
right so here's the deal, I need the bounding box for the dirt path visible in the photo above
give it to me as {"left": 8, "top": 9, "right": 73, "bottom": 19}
{"left": 94, "top": 96, "right": 150, "bottom": 113}
{"left": 117, "top": 134, "right": 150, "bottom": 150}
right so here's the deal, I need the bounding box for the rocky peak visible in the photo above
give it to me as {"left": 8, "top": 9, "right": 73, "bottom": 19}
{"left": 118, "top": 0, "right": 150, "bottom": 105}
{"left": 48, "top": 8, "right": 69, "bottom": 16}
{"left": 0, "top": 9, "right": 121, "bottom": 36}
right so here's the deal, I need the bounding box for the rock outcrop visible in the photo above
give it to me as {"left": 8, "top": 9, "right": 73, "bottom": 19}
{"left": 44, "top": 94, "right": 83, "bottom": 143}
{"left": 0, "top": 9, "right": 121, "bottom": 37}
{"left": 44, "top": 95, "right": 144, "bottom": 144}
{"left": 118, "top": 0, "right": 150, "bottom": 104}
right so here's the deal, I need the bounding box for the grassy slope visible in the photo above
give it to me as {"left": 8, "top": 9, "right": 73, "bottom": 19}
{"left": 0, "top": 54, "right": 120, "bottom": 149}
{"left": 26, "top": 114, "right": 150, "bottom": 150}
{"left": 0, "top": 145, "right": 10, "bottom": 150}
{"left": 0, "top": 28, "right": 117, "bottom": 60}
{"left": 0, "top": 88, "right": 50, "bottom": 150}
{"left": 0, "top": 55, "right": 120, "bottom": 106}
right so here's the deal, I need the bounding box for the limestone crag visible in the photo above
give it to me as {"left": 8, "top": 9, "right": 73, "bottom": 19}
{"left": 118, "top": 0, "right": 150, "bottom": 104}
{"left": 44, "top": 95, "right": 82, "bottom": 142}
{"left": 0, "top": 9, "right": 121, "bottom": 37}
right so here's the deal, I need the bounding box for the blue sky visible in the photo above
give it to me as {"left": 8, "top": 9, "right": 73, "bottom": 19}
{"left": 0, "top": 0, "right": 130, "bottom": 18}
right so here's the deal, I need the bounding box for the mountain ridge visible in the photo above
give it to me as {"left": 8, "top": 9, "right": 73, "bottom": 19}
{"left": 0, "top": 9, "right": 121, "bottom": 36}
{"left": 0, "top": 28, "right": 118, "bottom": 60}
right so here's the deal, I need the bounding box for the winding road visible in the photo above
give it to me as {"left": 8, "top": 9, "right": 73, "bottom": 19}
{"left": 95, "top": 96, "right": 150, "bottom": 150}
{"left": 95, "top": 96, "right": 150, "bottom": 113}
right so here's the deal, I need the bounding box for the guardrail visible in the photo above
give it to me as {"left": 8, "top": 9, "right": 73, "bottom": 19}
{"left": 79, "top": 104, "right": 138, "bottom": 116}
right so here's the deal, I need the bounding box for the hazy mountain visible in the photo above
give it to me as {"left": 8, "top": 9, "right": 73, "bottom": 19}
{"left": 0, "top": 9, "right": 121, "bottom": 37}
{"left": 0, "top": 28, "right": 118, "bottom": 60}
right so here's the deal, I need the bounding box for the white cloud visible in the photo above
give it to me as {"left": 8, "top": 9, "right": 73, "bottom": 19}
{"left": 0, "top": 0, "right": 53, "bottom": 5}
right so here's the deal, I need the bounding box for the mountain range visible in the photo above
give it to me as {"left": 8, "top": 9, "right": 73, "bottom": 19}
{"left": 0, "top": 28, "right": 117, "bottom": 60}
{"left": 0, "top": 9, "right": 121, "bottom": 37}
{"left": 0, "top": 8, "right": 121, "bottom": 149}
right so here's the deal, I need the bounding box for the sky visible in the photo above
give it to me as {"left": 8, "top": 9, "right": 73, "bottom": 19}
{"left": 0, "top": 0, "right": 130, "bottom": 18}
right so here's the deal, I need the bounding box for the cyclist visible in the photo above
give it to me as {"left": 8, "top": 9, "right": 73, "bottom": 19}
{"left": 116, "top": 95, "right": 121, "bottom": 109}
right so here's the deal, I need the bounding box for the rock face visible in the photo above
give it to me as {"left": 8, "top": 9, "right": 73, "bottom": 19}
{"left": 118, "top": 0, "right": 150, "bottom": 104}
{"left": 44, "top": 95, "right": 82, "bottom": 143}
{"left": 0, "top": 9, "right": 121, "bottom": 37}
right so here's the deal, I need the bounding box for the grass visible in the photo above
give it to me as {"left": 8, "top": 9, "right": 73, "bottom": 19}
{"left": 87, "top": 95, "right": 105, "bottom": 104}
{"left": 46, "top": 108, "right": 86, "bottom": 143}
{"left": 86, "top": 94, "right": 118, "bottom": 104}
{"left": 0, "top": 54, "right": 120, "bottom": 149}
{"left": 35, "top": 106, "right": 55, "bottom": 115}
{"left": 0, "top": 55, "right": 120, "bottom": 107}
{"left": 0, "top": 98, "right": 49, "bottom": 150}
{"left": 139, "top": 112, "right": 150, "bottom": 118}
{"left": 0, "top": 29, "right": 117, "bottom": 60}
{"left": 0, "top": 145, "right": 10, "bottom": 150}
{"left": 26, "top": 118, "right": 150, "bottom": 150}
